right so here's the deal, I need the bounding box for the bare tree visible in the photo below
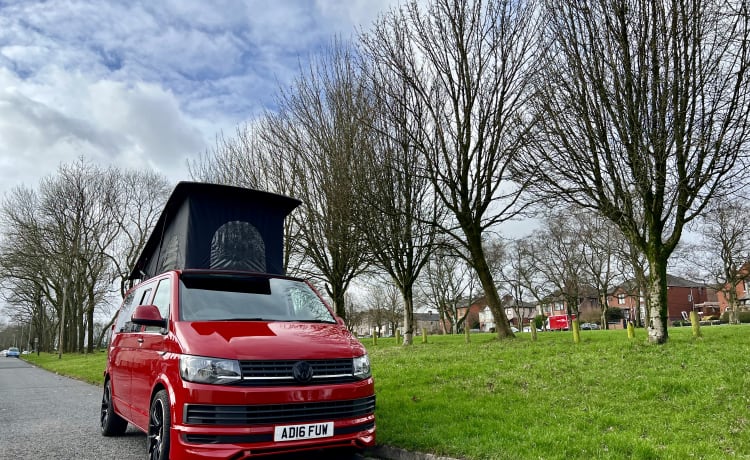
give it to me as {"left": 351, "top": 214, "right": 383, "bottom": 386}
{"left": 262, "top": 39, "right": 372, "bottom": 319}
{"left": 574, "top": 209, "right": 630, "bottom": 328}
{"left": 521, "top": 0, "right": 750, "bottom": 343}
{"left": 353, "top": 54, "right": 441, "bottom": 345}
{"left": 692, "top": 198, "right": 750, "bottom": 324}
{"left": 491, "top": 238, "right": 538, "bottom": 330}
{"left": 0, "top": 161, "right": 168, "bottom": 352}
{"left": 363, "top": 282, "right": 404, "bottom": 337}
{"left": 512, "top": 239, "right": 554, "bottom": 328}
{"left": 344, "top": 292, "right": 366, "bottom": 334}
{"left": 0, "top": 194, "right": 58, "bottom": 351}
{"left": 418, "top": 245, "right": 479, "bottom": 334}
{"left": 0, "top": 159, "right": 123, "bottom": 353}
{"left": 361, "top": 0, "right": 540, "bottom": 338}
{"left": 530, "top": 210, "right": 588, "bottom": 325}
{"left": 108, "top": 170, "right": 171, "bottom": 297}
{"left": 95, "top": 169, "right": 170, "bottom": 348}
{"left": 40, "top": 160, "right": 122, "bottom": 353}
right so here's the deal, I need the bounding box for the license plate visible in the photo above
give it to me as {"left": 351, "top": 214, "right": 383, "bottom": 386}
{"left": 273, "top": 421, "right": 334, "bottom": 442}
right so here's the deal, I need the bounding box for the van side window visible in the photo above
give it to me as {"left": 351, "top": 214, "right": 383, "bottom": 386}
{"left": 138, "top": 288, "right": 154, "bottom": 306}
{"left": 120, "top": 285, "right": 153, "bottom": 333}
{"left": 114, "top": 291, "right": 136, "bottom": 333}
{"left": 145, "top": 279, "right": 171, "bottom": 333}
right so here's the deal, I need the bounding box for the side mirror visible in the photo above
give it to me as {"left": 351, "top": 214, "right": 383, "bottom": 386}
{"left": 335, "top": 316, "right": 346, "bottom": 327}
{"left": 131, "top": 304, "right": 167, "bottom": 328}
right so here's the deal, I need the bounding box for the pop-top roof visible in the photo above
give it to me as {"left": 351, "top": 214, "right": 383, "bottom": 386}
{"left": 129, "top": 181, "right": 300, "bottom": 281}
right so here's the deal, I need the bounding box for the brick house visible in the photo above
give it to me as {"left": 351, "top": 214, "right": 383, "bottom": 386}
{"left": 608, "top": 274, "right": 717, "bottom": 324}
{"left": 712, "top": 262, "right": 750, "bottom": 318}
{"left": 455, "top": 298, "right": 485, "bottom": 331}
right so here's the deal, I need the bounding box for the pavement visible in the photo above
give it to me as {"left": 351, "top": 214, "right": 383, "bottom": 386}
{"left": 366, "top": 445, "right": 462, "bottom": 460}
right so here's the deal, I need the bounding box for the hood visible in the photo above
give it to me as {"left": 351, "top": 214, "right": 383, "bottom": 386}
{"left": 173, "top": 321, "right": 366, "bottom": 360}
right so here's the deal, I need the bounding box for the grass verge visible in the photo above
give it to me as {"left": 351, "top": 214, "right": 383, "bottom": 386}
{"left": 23, "top": 325, "right": 750, "bottom": 459}
{"left": 23, "top": 350, "right": 107, "bottom": 386}
{"left": 368, "top": 326, "right": 750, "bottom": 459}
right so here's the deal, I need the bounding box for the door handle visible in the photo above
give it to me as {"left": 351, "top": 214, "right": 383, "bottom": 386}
{"left": 137, "top": 338, "right": 144, "bottom": 344}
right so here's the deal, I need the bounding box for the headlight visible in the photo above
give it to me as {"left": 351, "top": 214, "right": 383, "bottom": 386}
{"left": 179, "top": 355, "right": 242, "bottom": 384}
{"left": 353, "top": 354, "right": 371, "bottom": 380}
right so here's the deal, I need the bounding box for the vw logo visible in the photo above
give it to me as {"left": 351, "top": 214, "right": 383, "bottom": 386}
{"left": 292, "top": 361, "right": 314, "bottom": 383}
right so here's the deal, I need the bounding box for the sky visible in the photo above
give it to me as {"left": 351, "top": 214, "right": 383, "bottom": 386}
{"left": 0, "top": 0, "right": 399, "bottom": 196}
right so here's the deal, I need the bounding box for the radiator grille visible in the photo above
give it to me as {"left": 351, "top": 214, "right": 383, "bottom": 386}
{"left": 184, "top": 395, "right": 376, "bottom": 426}
{"left": 238, "top": 359, "right": 355, "bottom": 385}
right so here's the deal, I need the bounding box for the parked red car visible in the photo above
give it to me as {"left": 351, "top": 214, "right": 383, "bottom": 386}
{"left": 100, "top": 183, "right": 375, "bottom": 459}
{"left": 101, "top": 270, "right": 374, "bottom": 459}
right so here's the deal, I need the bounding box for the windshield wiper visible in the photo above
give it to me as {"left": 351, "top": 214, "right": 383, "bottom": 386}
{"left": 215, "top": 317, "right": 267, "bottom": 321}
{"left": 292, "top": 319, "right": 337, "bottom": 324}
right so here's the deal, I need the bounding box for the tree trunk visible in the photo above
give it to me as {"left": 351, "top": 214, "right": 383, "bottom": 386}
{"left": 86, "top": 303, "right": 94, "bottom": 353}
{"left": 96, "top": 313, "right": 117, "bottom": 349}
{"left": 402, "top": 288, "right": 415, "bottom": 346}
{"left": 462, "top": 226, "right": 515, "bottom": 338}
{"left": 327, "top": 282, "right": 347, "bottom": 320}
{"left": 476, "top": 258, "right": 515, "bottom": 338}
{"left": 646, "top": 259, "right": 669, "bottom": 344}
{"left": 728, "top": 283, "right": 739, "bottom": 324}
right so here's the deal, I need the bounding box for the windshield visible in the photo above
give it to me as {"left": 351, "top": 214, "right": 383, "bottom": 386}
{"left": 179, "top": 273, "right": 336, "bottom": 323}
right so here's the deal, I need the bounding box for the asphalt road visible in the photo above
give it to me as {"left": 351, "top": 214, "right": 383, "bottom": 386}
{"left": 0, "top": 357, "right": 375, "bottom": 460}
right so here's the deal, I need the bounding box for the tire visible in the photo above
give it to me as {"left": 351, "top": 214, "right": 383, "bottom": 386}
{"left": 100, "top": 379, "right": 128, "bottom": 436}
{"left": 148, "top": 390, "right": 171, "bottom": 460}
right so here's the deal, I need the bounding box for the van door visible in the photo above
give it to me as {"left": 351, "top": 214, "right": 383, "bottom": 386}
{"left": 115, "top": 283, "right": 155, "bottom": 427}
{"left": 129, "top": 276, "right": 172, "bottom": 429}
{"left": 109, "top": 286, "right": 146, "bottom": 422}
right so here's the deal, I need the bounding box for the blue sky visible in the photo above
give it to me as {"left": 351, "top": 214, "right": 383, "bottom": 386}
{"left": 0, "top": 0, "right": 398, "bottom": 195}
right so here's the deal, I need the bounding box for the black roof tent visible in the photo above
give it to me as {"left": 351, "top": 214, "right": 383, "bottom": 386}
{"left": 129, "top": 182, "right": 301, "bottom": 281}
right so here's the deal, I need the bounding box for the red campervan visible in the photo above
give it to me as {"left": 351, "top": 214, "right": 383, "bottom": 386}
{"left": 100, "top": 183, "right": 375, "bottom": 460}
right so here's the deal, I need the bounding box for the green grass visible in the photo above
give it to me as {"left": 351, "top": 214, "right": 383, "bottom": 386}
{"left": 23, "top": 350, "right": 107, "bottom": 386}
{"left": 23, "top": 326, "right": 750, "bottom": 459}
{"left": 367, "top": 326, "right": 750, "bottom": 459}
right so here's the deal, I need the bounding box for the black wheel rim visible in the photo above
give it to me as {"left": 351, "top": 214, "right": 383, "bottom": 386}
{"left": 100, "top": 384, "right": 111, "bottom": 428}
{"left": 148, "top": 398, "right": 164, "bottom": 460}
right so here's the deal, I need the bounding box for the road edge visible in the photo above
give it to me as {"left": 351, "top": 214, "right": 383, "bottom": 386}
{"left": 366, "top": 445, "right": 463, "bottom": 460}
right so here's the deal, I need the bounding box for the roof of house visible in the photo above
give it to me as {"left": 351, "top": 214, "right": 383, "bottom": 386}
{"left": 610, "top": 274, "right": 706, "bottom": 294}
{"left": 665, "top": 274, "right": 702, "bottom": 287}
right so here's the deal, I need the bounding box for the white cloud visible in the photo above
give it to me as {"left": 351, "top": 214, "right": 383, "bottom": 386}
{"left": 0, "top": 67, "right": 204, "bottom": 188}
{"left": 0, "top": 0, "right": 400, "bottom": 196}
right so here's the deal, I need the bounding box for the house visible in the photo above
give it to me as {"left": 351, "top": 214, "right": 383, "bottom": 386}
{"left": 607, "top": 280, "right": 643, "bottom": 326}
{"left": 466, "top": 295, "right": 538, "bottom": 332}
{"left": 414, "top": 306, "right": 443, "bottom": 334}
{"left": 537, "top": 287, "right": 601, "bottom": 324}
{"left": 608, "top": 274, "right": 716, "bottom": 324}
{"left": 712, "top": 262, "right": 750, "bottom": 318}
{"left": 455, "top": 298, "right": 485, "bottom": 331}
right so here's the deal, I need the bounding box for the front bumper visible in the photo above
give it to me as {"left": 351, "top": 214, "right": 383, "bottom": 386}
{"left": 168, "top": 379, "right": 376, "bottom": 459}
{"left": 171, "top": 415, "right": 375, "bottom": 458}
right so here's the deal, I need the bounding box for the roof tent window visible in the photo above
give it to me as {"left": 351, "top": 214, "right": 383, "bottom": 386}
{"left": 159, "top": 235, "right": 180, "bottom": 274}
{"left": 210, "top": 221, "right": 266, "bottom": 272}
